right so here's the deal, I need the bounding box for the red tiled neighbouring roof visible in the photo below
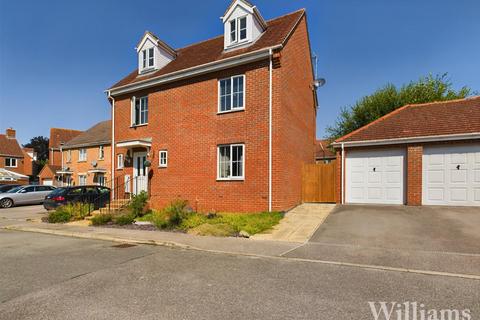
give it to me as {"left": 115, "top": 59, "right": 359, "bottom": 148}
{"left": 315, "top": 140, "right": 335, "bottom": 159}
{"left": 335, "top": 96, "right": 480, "bottom": 143}
{"left": 0, "top": 134, "right": 23, "bottom": 157}
{"left": 109, "top": 9, "right": 305, "bottom": 90}
{"left": 49, "top": 128, "right": 83, "bottom": 149}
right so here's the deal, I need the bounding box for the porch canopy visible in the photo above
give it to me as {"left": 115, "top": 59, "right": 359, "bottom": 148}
{"left": 116, "top": 138, "right": 152, "bottom": 148}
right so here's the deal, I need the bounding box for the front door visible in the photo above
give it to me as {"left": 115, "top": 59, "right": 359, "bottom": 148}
{"left": 133, "top": 152, "right": 148, "bottom": 195}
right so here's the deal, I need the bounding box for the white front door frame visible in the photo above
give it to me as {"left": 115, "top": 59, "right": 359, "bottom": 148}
{"left": 133, "top": 151, "right": 148, "bottom": 195}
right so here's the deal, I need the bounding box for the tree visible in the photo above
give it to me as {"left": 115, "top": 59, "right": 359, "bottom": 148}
{"left": 23, "top": 136, "right": 49, "bottom": 176}
{"left": 23, "top": 136, "right": 49, "bottom": 161}
{"left": 326, "top": 74, "right": 473, "bottom": 140}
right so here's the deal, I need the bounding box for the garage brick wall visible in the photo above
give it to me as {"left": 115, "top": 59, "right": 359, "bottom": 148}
{"left": 407, "top": 145, "right": 422, "bottom": 205}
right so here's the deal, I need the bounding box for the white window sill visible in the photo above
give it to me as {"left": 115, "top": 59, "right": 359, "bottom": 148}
{"left": 139, "top": 67, "right": 156, "bottom": 75}
{"left": 130, "top": 123, "right": 148, "bottom": 128}
{"left": 5, "top": 166, "right": 17, "bottom": 168}
{"left": 216, "top": 177, "right": 244, "bottom": 181}
{"left": 217, "top": 108, "right": 245, "bottom": 115}
{"left": 116, "top": 168, "right": 124, "bottom": 171}
{"left": 77, "top": 160, "right": 87, "bottom": 163}
{"left": 158, "top": 165, "right": 167, "bottom": 168}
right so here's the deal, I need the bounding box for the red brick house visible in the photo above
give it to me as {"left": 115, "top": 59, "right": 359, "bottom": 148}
{"left": 332, "top": 96, "right": 480, "bottom": 207}
{"left": 106, "top": 0, "right": 317, "bottom": 212}
{"left": 38, "top": 128, "right": 82, "bottom": 185}
{"left": 0, "top": 128, "right": 30, "bottom": 184}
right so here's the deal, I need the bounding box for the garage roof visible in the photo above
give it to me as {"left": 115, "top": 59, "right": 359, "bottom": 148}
{"left": 335, "top": 96, "right": 480, "bottom": 144}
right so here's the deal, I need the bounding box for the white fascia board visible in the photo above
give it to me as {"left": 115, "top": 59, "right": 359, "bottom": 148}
{"left": 331, "top": 132, "right": 480, "bottom": 148}
{"left": 222, "top": 0, "right": 254, "bottom": 22}
{"left": 108, "top": 46, "right": 281, "bottom": 96}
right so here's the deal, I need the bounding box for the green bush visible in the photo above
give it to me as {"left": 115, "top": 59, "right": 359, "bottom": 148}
{"left": 128, "top": 191, "right": 149, "bottom": 217}
{"left": 216, "top": 211, "right": 283, "bottom": 235}
{"left": 91, "top": 214, "right": 113, "bottom": 226}
{"left": 47, "top": 209, "right": 72, "bottom": 223}
{"left": 115, "top": 213, "right": 135, "bottom": 225}
{"left": 188, "top": 223, "right": 236, "bottom": 237}
{"left": 152, "top": 199, "right": 191, "bottom": 229}
{"left": 135, "top": 212, "right": 153, "bottom": 222}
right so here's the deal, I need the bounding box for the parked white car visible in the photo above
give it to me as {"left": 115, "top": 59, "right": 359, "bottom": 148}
{"left": 0, "top": 185, "right": 56, "bottom": 208}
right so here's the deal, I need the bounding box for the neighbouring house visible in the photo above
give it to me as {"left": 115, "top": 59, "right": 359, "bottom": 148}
{"left": 315, "top": 140, "right": 335, "bottom": 163}
{"left": 332, "top": 96, "right": 480, "bottom": 207}
{"left": 0, "top": 128, "right": 30, "bottom": 184}
{"left": 106, "top": 0, "right": 317, "bottom": 212}
{"left": 38, "top": 128, "right": 82, "bottom": 186}
{"left": 59, "top": 120, "right": 112, "bottom": 187}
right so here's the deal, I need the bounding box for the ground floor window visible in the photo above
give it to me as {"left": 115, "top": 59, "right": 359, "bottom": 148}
{"left": 95, "top": 173, "right": 106, "bottom": 186}
{"left": 217, "top": 144, "right": 244, "bottom": 180}
{"left": 79, "top": 175, "right": 87, "bottom": 186}
{"left": 159, "top": 150, "right": 168, "bottom": 167}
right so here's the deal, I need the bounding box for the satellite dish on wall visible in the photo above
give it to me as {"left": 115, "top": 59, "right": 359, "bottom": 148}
{"left": 91, "top": 161, "right": 97, "bottom": 168}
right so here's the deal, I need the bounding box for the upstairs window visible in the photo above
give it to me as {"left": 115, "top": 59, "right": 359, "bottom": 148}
{"left": 98, "top": 146, "right": 104, "bottom": 160}
{"left": 66, "top": 150, "right": 71, "bottom": 163}
{"left": 219, "top": 75, "right": 245, "bottom": 113}
{"left": 132, "top": 96, "right": 148, "bottom": 126}
{"left": 239, "top": 17, "right": 247, "bottom": 40}
{"left": 230, "top": 20, "right": 236, "bottom": 42}
{"left": 78, "top": 149, "right": 87, "bottom": 162}
{"left": 217, "top": 144, "right": 244, "bottom": 180}
{"left": 142, "top": 48, "right": 155, "bottom": 69}
{"left": 5, "top": 158, "right": 17, "bottom": 167}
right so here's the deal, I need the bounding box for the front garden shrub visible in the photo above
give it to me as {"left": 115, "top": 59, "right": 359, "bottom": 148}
{"left": 115, "top": 213, "right": 136, "bottom": 225}
{"left": 188, "top": 223, "right": 236, "bottom": 237}
{"left": 47, "top": 208, "right": 72, "bottom": 223}
{"left": 128, "top": 191, "right": 149, "bottom": 217}
{"left": 91, "top": 214, "right": 113, "bottom": 226}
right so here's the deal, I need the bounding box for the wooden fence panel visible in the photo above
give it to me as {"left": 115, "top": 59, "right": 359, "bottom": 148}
{"left": 302, "top": 162, "right": 336, "bottom": 203}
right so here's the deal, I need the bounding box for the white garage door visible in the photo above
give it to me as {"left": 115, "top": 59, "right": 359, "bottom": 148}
{"left": 42, "top": 179, "right": 53, "bottom": 186}
{"left": 346, "top": 149, "right": 405, "bottom": 204}
{"left": 423, "top": 145, "right": 480, "bottom": 206}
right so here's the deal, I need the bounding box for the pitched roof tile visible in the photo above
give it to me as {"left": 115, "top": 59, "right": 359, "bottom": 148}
{"left": 335, "top": 96, "right": 480, "bottom": 143}
{"left": 0, "top": 134, "right": 23, "bottom": 157}
{"left": 63, "top": 120, "right": 111, "bottom": 148}
{"left": 109, "top": 9, "right": 305, "bottom": 90}
{"left": 49, "top": 128, "right": 83, "bottom": 149}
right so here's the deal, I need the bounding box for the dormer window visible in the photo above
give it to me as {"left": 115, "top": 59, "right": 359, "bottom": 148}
{"left": 142, "top": 48, "right": 155, "bottom": 69}
{"left": 230, "top": 16, "right": 247, "bottom": 44}
{"left": 136, "top": 31, "right": 176, "bottom": 74}
{"left": 222, "top": 0, "right": 267, "bottom": 50}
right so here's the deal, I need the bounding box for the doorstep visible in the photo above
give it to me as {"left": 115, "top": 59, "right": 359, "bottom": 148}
{"left": 251, "top": 203, "right": 336, "bottom": 243}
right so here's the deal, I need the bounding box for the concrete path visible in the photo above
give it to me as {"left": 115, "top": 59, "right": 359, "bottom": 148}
{"left": 252, "top": 203, "right": 335, "bottom": 242}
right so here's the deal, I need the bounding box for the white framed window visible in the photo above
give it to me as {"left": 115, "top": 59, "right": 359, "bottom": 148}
{"left": 217, "top": 144, "right": 244, "bottom": 180}
{"left": 96, "top": 173, "right": 106, "bottom": 186}
{"left": 159, "top": 150, "right": 168, "bottom": 167}
{"left": 142, "top": 48, "right": 154, "bottom": 69}
{"left": 229, "top": 16, "right": 247, "bottom": 44}
{"left": 79, "top": 175, "right": 87, "bottom": 186}
{"left": 131, "top": 96, "right": 148, "bottom": 126}
{"left": 219, "top": 75, "right": 245, "bottom": 113}
{"left": 5, "top": 158, "right": 17, "bottom": 167}
{"left": 117, "top": 154, "right": 124, "bottom": 169}
{"left": 98, "top": 146, "right": 104, "bottom": 160}
{"left": 78, "top": 149, "right": 87, "bottom": 162}
{"left": 66, "top": 150, "right": 71, "bottom": 163}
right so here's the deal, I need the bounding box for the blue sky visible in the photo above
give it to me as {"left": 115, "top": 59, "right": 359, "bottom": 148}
{"left": 1, "top": 0, "right": 479, "bottom": 145}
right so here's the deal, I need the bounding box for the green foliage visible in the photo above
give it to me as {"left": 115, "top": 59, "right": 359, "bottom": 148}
{"left": 23, "top": 136, "right": 49, "bottom": 161}
{"left": 91, "top": 214, "right": 113, "bottom": 226}
{"left": 215, "top": 212, "right": 283, "bottom": 235}
{"left": 189, "top": 223, "right": 236, "bottom": 237}
{"left": 152, "top": 199, "right": 191, "bottom": 229}
{"left": 47, "top": 208, "right": 72, "bottom": 223}
{"left": 135, "top": 212, "right": 153, "bottom": 222}
{"left": 128, "top": 191, "right": 149, "bottom": 216}
{"left": 115, "top": 213, "right": 136, "bottom": 225}
{"left": 326, "top": 73, "right": 473, "bottom": 139}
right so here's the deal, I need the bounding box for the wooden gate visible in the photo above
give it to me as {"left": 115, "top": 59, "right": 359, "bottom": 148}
{"left": 302, "top": 162, "right": 336, "bottom": 203}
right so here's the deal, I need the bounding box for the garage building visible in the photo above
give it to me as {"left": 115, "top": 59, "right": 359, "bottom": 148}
{"left": 332, "top": 96, "right": 480, "bottom": 206}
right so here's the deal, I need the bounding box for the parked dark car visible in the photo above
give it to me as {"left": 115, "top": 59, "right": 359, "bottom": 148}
{"left": 43, "top": 185, "right": 111, "bottom": 211}
{"left": 0, "top": 184, "right": 21, "bottom": 193}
